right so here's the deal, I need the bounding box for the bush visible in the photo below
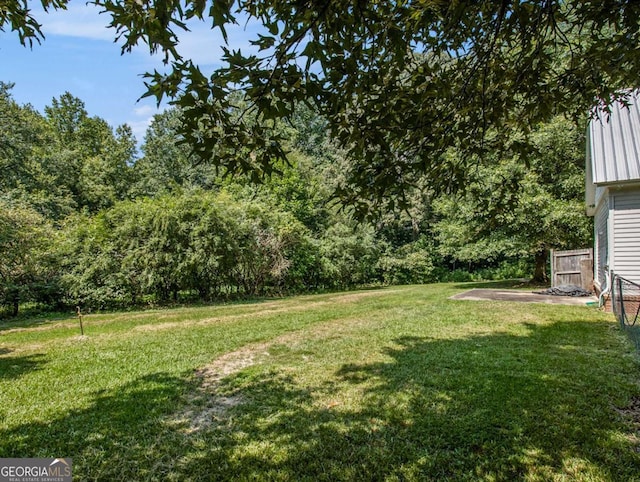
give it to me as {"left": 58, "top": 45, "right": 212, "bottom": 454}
{"left": 318, "top": 222, "right": 382, "bottom": 289}
{"left": 379, "top": 245, "right": 436, "bottom": 285}
{"left": 57, "top": 192, "right": 322, "bottom": 308}
{"left": 0, "top": 201, "right": 60, "bottom": 316}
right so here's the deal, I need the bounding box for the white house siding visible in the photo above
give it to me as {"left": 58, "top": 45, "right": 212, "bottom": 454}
{"left": 594, "top": 195, "right": 609, "bottom": 288}
{"left": 586, "top": 92, "right": 640, "bottom": 290}
{"left": 612, "top": 190, "right": 640, "bottom": 283}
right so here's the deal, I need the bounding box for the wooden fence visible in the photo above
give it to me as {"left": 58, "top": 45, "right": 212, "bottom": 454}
{"left": 550, "top": 248, "right": 594, "bottom": 290}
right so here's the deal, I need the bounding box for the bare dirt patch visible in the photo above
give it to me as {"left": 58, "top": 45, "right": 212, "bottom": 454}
{"left": 168, "top": 341, "right": 272, "bottom": 433}
{"left": 194, "top": 342, "right": 272, "bottom": 388}
{"left": 168, "top": 312, "right": 380, "bottom": 433}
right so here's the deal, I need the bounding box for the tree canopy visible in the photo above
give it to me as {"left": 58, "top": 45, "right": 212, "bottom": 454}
{"left": 433, "top": 116, "right": 590, "bottom": 281}
{"left": 4, "top": 0, "right": 640, "bottom": 210}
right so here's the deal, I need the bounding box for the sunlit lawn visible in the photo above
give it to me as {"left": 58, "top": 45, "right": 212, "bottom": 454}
{"left": 1, "top": 283, "right": 639, "bottom": 480}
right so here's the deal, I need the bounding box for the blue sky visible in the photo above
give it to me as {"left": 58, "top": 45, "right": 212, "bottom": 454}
{"left": 0, "top": 3, "right": 261, "bottom": 143}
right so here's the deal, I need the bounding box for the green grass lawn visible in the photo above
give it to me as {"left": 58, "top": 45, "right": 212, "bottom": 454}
{"left": 1, "top": 283, "right": 639, "bottom": 481}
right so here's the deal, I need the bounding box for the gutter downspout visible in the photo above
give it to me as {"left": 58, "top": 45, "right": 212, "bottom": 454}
{"left": 599, "top": 268, "right": 611, "bottom": 307}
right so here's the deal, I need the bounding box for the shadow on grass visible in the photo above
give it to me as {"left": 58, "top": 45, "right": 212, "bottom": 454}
{"left": 0, "top": 352, "right": 47, "bottom": 380}
{"left": 453, "top": 279, "right": 549, "bottom": 291}
{"left": 0, "top": 313, "right": 76, "bottom": 332}
{"left": 622, "top": 323, "right": 640, "bottom": 352}
{"left": 1, "top": 321, "right": 638, "bottom": 480}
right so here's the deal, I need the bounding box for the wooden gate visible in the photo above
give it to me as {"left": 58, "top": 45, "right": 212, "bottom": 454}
{"left": 550, "top": 249, "right": 594, "bottom": 289}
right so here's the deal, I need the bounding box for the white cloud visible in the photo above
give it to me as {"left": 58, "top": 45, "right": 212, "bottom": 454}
{"left": 133, "top": 104, "right": 156, "bottom": 117}
{"left": 40, "top": 3, "right": 113, "bottom": 41}
{"left": 35, "top": 3, "right": 265, "bottom": 67}
{"left": 123, "top": 102, "right": 162, "bottom": 143}
{"left": 128, "top": 117, "right": 154, "bottom": 143}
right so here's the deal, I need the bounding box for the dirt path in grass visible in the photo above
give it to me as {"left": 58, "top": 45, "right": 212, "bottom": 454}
{"left": 1, "top": 289, "right": 398, "bottom": 338}
{"left": 135, "top": 289, "right": 399, "bottom": 333}
{"left": 2, "top": 290, "right": 402, "bottom": 357}
{"left": 168, "top": 312, "right": 376, "bottom": 433}
{"left": 168, "top": 343, "right": 269, "bottom": 433}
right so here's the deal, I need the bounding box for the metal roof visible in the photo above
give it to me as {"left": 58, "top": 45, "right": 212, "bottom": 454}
{"left": 589, "top": 91, "right": 640, "bottom": 185}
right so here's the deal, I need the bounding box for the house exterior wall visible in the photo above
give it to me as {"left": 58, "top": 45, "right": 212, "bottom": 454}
{"left": 586, "top": 92, "right": 640, "bottom": 292}
{"left": 611, "top": 188, "right": 640, "bottom": 283}
{"left": 593, "top": 193, "right": 609, "bottom": 289}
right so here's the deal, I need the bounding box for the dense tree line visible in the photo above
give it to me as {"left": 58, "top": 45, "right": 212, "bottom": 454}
{"left": 0, "top": 82, "right": 591, "bottom": 316}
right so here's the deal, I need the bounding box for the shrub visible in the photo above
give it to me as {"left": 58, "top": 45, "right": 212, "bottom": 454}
{"left": 58, "top": 192, "right": 322, "bottom": 308}
{"left": 0, "top": 201, "right": 60, "bottom": 316}
{"left": 318, "top": 222, "right": 381, "bottom": 289}
{"left": 379, "top": 246, "right": 436, "bottom": 285}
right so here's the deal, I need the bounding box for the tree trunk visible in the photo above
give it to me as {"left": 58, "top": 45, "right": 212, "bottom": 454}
{"left": 532, "top": 250, "right": 548, "bottom": 283}
{"left": 12, "top": 298, "right": 19, "bottom": 317}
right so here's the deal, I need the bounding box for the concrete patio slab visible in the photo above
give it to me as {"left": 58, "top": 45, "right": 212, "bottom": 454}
{"left": 450, "top": 289, "right": 598, "bottom": 306}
